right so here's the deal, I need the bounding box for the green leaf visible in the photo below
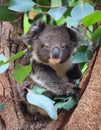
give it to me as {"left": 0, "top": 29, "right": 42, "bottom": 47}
{"left": 0, "top": 54, "right": 9, "bottom": 74}
{"left": 0, "top": 49, "right": 27, "bottom": 66}
{"left": 47, "top": 7, "right": 67, "bottom": 21}
{"left": 26, "top": 90, "right": 57, "bottom": 120}
{"left": 37, "top": 0, "right": 50, "bottom": 6}
{"left": 61, "top": 0, "right": 68, "bottom": 6}
{"left": 71, "top": 4, "right": 94, "bottom": 23}
{"left": 92, "top": 26, "right": 101, "bottom": 40}
{"left": 82, "top": 11, "right": 101, "bottom": 27}
{"left": 0, "top": 103, "right": 5, "bottom": 111}
{"left": 5, "top": 0, "right": 10, "bottom": 3}
{"left": 23, "top": 8, "right": 43, "bottom": 33}
{"left": 7, "top": 49, "right": 27, "bottom": 63}
{"left": 37, "top": 0, "right": 50, "bottom": 10}
{"left": 23, "top": 13, "right": 32, "bottom": 34}
{"left": 74, "top": 79, "right": 80, "bottom": 85}
{"left": 55, "top": 97, "right": 79, "bottom": 110}
{"left": 0, "top": 5, "right": 19, "bottom": 21}
{"left": 56, "top": 17, "right": 66, "bottom": 25}
{"left": 72, "top": 52, "right": 89, "bottom": 63}
{"left": 31, "top": 85, "right": 46, "bottom": 94}
{"left": 51, "top": 0, "right": 62, "bottom": 6}
{"left": 95, "top": 38, "right": 101, "bottom": 47}
{"left": 86, "top": 49, "right": 93, "bottom": 60}
{"left": 77, "top": 45, "right": 88, "bottom": 52}
{"left": 81, "top": 63, "right": 88, "bottom": 74}
{"left": 9, "top": 0, "right": 35, "bottom": 12}
{"left": 54, "top": 96, "right": 68, "bottom": 102}
{"left": 14, "top": 64, "right": 32, "bottom": 83}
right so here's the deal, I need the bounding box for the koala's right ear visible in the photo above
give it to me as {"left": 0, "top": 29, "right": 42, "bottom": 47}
{"left": 21, "top": 21, "right": 45, "bottom": 44}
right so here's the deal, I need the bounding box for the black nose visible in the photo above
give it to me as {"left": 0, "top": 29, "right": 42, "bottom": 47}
{"left": 52, "top": 47, "right": 60, "bottom": 58}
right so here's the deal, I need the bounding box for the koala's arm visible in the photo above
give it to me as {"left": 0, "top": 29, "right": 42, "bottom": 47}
{"left": 67, "top": 64, "right": 81, "bottom": 81}
{"left": 31, "top": 61, "right": 79, "bottom": 96}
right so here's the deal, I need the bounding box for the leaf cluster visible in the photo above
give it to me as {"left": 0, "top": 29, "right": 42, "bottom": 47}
{"left": 26, "top": 86, "right": 79, "bottom": 120}
{"left": 0, "top": 0, "right": 100, "bottom": 73}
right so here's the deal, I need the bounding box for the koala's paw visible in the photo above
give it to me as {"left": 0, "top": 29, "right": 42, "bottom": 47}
{"left": 66, "top": 84, "right": 81, "bottom": 97}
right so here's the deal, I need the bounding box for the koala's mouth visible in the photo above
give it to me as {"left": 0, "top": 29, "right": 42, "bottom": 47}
{"left": 49, "top": 58, "right": 60, "bottom": 64}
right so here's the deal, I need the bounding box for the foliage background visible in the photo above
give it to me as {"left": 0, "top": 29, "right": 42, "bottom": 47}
{"left": 0, "top": 0, "right": 101, "bottom": 77}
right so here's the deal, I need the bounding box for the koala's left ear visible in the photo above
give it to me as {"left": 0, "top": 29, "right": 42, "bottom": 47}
{"left": 21, "top": 21, "right": 45, "bottom": 44}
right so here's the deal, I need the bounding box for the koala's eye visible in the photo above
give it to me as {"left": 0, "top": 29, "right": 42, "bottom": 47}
{"left": 62, "top": 44, "right": 66, "bottom": 49}
{"left": 40, "top": 42, "right": 49, "bottom": 49}
{"left": 45, "top": 44, "right": 49, "bottom": 48}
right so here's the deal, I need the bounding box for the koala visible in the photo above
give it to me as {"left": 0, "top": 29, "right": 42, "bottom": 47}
{"left": 20, "top": 21, "right": 81, "bottom": 116}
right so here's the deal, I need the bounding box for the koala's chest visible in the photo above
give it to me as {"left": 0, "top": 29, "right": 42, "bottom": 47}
{"left": 53, "top": 65, "right": 68, "bottom": 80}
{"left": 49, "top": 60, "right": 72, "bottom": 80}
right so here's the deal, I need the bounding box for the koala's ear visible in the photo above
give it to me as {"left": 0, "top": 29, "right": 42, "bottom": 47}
{"left": 21, "top": 21, "right": 45, "bottom": 44}
{"left": 66, "top": 27, "right": 79, "bottom": 47}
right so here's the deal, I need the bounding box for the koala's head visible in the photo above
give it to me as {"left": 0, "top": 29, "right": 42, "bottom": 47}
{"left": 22, "top": 21, "right": 79, "bottom": 65}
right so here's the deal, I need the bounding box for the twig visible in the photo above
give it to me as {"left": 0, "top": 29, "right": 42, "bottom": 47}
{"left": 34, "top": 4, "right": 73, "bottom": 9}
{"left": 0, "top": 81, "right": 23, "bottom": 102}
{"left": 79, "top": 24, "right": 93, "bottom": 42}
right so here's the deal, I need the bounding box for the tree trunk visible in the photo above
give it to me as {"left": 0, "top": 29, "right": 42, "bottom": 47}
{"left": 0, "top": 22, "right": 25, "bottom": 130}
{"left": 0, "top": 21, "right": 101, "bottom": 130}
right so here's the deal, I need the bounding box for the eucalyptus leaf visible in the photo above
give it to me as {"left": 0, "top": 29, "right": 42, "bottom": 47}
{"left": 72, "top": 52, "right": 89, "bottom": 63}
{"left": 0, "top": 5, "right": 18, "bottom": 21}
{"left": 86, "top": 49, "right": 93, "bottom": 60}
{"left": 54, "top": 96, "right": 68, "bottom": 102}
{"left": 56, "top": 17, "right": 66, "bottom": 25}
{"left": 23, "top": 13, "right": 32, "bottom": 34}
{"left": 7, "top": 49, "right": 27, "bottom": 63}
{"left": 55, "top": 97, "right": 79, "bottom": 110}
{"left": 31, "top": 85, "right": 46, "bottom": 94}
{"left": 26, "top": 90, "right": 57, "bottom": 120}
{"left": 77, "top": 45, "right": 88, "bottom": 52}
{"left": 81, "top": 63, "right": 88, "bottom": 74}
{"left": 95, "top": 38, "right": 101, "bottom": 47}
{"left": 0, "top": 54, "right": 9, "bottom": 74}
{"left": 9, "top": 0, "right": 35, "bottom": 12}
{"left": 0, "top": 103, "right": 5, "bottom": 111}
{"left": 71, "top": 4, "right": 94, "bottom": 23}
{"left": 37, "top": 0, "right": 50, "bottom": 6}
{"left": 37, "top": 0, "right": 50, "bottom": 11}
{"left": 14, "top": 64, "right": 32, "bottom": 83}
{"left": 92, "top": 26, "right": 101, "bottom": 41}
{"left": 66, "top": 16, "right": 79, "bottom": 28}
{"left": 62, "top": 0, "right": 68, "bottom": 6}
{"left": 82, "top": 11, "right": 101, "bottom": 27}
{"left": 47, "top": 7, "right": 67, "bottom": 21}
{"left": 51, "top": 0, "right": 62, "bottom": 6}
{"left": 5, "top": 0, "right": 10, "bottom": 3}
{"left": 0, "top": 49, "right": 27, "bottom": 66}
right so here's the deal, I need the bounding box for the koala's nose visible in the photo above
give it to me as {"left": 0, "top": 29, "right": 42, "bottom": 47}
{"left": 52, "top": 47, "right": 60, "bottom": 58}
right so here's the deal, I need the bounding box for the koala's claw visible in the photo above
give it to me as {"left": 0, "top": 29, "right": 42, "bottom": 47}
{"left": 65, "top": 84, "right": 80, "bottom": 97}
{"left": 72, "top": 85, "right": 81, "bottom": 91}
{"left": 68, "top": 93, "right": 78, "bottom": 98}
